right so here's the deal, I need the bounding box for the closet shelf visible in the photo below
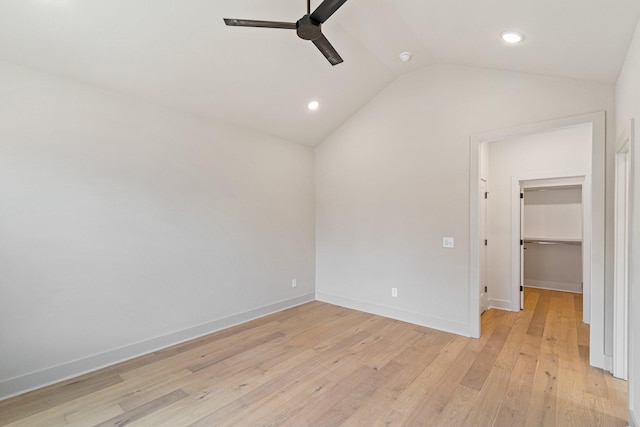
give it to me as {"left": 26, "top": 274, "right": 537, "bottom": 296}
{"left": 524, "top": 237, "right": 582, "bottom": 245}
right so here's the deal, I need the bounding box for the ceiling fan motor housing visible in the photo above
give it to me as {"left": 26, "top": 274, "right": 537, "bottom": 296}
{"left": 223, "top": 0, "right": 347, "bottom": 65}
{"left": 296, "top": 15, "right": 322, "bottom": 40}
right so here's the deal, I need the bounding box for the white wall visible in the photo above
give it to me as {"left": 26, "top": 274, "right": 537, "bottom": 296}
{"left": 524, "top": 187, "right": 583, "bottom": 239}
{"left": 0, "top": 62, "right": 316, "bottom": 399}
{"left": 524, "top": 187, "right": 583, "bottom": 294}
{"left": 487, "top": 127, "right": 590, "bottom": 307}
{"left": 524, "top": 242, "right": 583, "bottom": 293}
{"left": 615, "top": 18, "right": 640, "bottom": 427}
{"left": 315, "top": 64, "right": 614, "bottom": 339}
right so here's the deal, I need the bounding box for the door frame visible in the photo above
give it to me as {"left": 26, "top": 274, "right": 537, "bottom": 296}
{"left": 469, "top": 111, "right": 607, "bottom": 371}
{"left": 479, "top": 179, "right": 489, "bottom": 313}
{"left": 520, "top": 184, "right": 524, "bottom": 309}
{"left": 613, "top": 123, "right": 632, "bottom": 380}
{"left": 515, "top": 176, "right": 587, "bottom": 312}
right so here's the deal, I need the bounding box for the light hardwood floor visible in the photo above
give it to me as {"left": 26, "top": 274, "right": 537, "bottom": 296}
{"left": 0, "top": 288, "right": 628, "bottom": 426}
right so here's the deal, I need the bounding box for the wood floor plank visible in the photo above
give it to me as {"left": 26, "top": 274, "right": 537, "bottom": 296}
{"left": 527, "top": 289, "right": 550, "bottom": 337}
{"left": 339, "top": 331, "right": 457, "bottom": 427}
{"left": 577, "top": 323, "right": 590, "bottom": 350}
{"left": 126, "top": 349, "right": 321, "bottom": 426}
{"left": 574, "top": 293, "right": 583, "bottom": 314}
{"left": 2, "top": 369, "right": 193, "bottom": 427}
{"left": 463, "top": 366, "right": 512, "bottom": 427}
{"left": 372, "top": 335, "right": 470, "bottom": 425}
{"left": 311, "top": 361, "right": 405, "bottom": 426}
{"left": 119, "top": 365, "right": 210, "bottom": 410}
{"left": 493, "top": 347, "right": 538, "bottom": 426}
{"left": 287, "top": 310, "right": 374, "bottom": 350}
{"left": 0, "top": 289, "right": 628, "bottom": 427}
{"left": 467, "top": 309, "right": 498, "bottom": 353}
{"left": 524, "top": 288, "right": 541, "bottom": 311}
{"left": 65, "top": 404, "right": 124, "bottom": 427}
{"left": 494, "top": 305, "right": 534, "bottom": 372}
{"left": 81, "top": 370, "right": 192, "bottom": 422}
{"left": 185, "top": 328, "right": 378, "bottom": 426}
{"left": 95, "top": 389, "right": 187, "bottom": 427}
{"left": 461, "top": 324, "right": 511, "bottom": 391}
{"left": 431, "top": 384, "right": 478, "bottom": 426}
{"left": 525, "top": 351, "right": 559, "bottom": 427}
{"left": 232, "top": 362, "right": 371, "bottom": 426}
{"left": 118, "top": 320, "right": 286, "bottom": 381}
{"left": 211, "top": 319, "right": 421, "bottom": 426}
{"left": 583, "top": 362, "right": 609, "bottom": 399}
{"left": 556, "top": 366, "right": 592, "bottom": 427}
{"left": 402, "top": 339, "right": 479, "bottom": 425}
{"left": 601, "top": 374, "right": 629, "bottom": 422}
{"left": 0, "top": 375, "right": 124, "bottom": 425}
{"left": 186, "top": 331, "right": 285, "bottom": 373}
{"left": 217, "top": 319, "right": 423, "bottom": 426}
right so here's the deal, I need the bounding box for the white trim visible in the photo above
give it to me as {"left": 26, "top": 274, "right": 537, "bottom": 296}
{"left": 469, "top": 137, "right": 482, "bottom": 338}
{"left": 513, "top": 175, "right": 588, "bottom": 314}
{"left": 316, "top": 292, "right": 471, "bottom": 337}
{"left": 603, "top": 354, "right": 613, "bottom": 372}
{"left": 0, "top": 293, "right": 315, "bottom": 401}
{"left": 525, "top": 281, "right": 583, "bottom": 294}
{"left": 629, "top": 117, "right": 637, "bottom": 427}
{"left": 613, "top": 128, "right": 631, "bottom": 380}
{"left": 470, "top": 111, "right": 607, "bottom": 370}
{"left": 521, "top": 178, "right": 586, "bottom": 188}
{"left": 488, "top": 299, "right": 513, "bottom": 311}
{"left": 630, "top": 408, "right": 639, "bottom": 427}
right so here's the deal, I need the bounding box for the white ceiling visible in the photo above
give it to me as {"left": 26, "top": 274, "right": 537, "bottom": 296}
{"left": 1, "top": 0, "right": 639, "bottom": 146}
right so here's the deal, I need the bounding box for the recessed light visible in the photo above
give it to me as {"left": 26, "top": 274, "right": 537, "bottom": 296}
{"left": 399, "top": 52, "right": 412, "bottom": 62}
{"left": 500, "top": 31, "right": 525, "bottom": 44}
{"left": 307, "top": 100, "right": 319, "bottom": 111}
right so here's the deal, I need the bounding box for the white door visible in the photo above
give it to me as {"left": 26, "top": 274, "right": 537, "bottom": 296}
{"left": 519, "top": 187, "right": 525, "bottom": 309}
{"left": 480, "top": 179, "right": 488, "bottom": 313}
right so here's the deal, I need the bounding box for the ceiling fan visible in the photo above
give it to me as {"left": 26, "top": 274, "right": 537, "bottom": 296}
{"left": 224, "top": 0, "right": 348, "bottom": 66}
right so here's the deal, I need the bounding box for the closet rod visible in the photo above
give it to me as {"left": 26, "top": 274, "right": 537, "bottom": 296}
{"left": 524, "top": 240, "right": 581, "bottom": 246}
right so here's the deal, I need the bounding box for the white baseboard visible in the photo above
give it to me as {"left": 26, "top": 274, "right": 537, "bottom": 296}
{"left": 488, "top": 299, "right": 515, "bottom": 311}
{"left": 588, "top": 351, "right": 613, "bottom": 373}
{"left": 604, "top": 354, "right": 613, "bottom": 371}
{"left": 0, "top": 293, "right": 315, "bottom": 401}
{"left": 315, "top": 292, "right": 470, "bottom": 337}
{"left": 525, "top": 280, "right": 582, "bottom": 294}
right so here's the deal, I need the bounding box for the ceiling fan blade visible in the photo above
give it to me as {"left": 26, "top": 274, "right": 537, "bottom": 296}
{"left": 224, "top": 18, "right": 296, "bottom": 30}
{"left": 310, "top": 0, "right": 348, "bottom": 23}
{"left": 312, "top": 33, "right": 343, "bottom": 66}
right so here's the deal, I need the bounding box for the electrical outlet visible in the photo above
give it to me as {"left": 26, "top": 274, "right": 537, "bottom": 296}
{"left": 443, "top": 237, "right": 455, "bottom": 248}
{"left": 391, "top": 287, "right": 398, "bottom": 297}
{"left": 292, "top": 279, "right": 297, "bottom": 288}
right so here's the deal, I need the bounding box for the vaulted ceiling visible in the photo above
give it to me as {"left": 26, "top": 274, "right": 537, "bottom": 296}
{"left": 1, "top": 0, "right": 639, "bottom": 146}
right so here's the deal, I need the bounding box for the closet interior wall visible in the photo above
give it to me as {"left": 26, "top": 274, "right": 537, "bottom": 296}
{"left": 523, "top": 186, "right": 583, "bottom": 294}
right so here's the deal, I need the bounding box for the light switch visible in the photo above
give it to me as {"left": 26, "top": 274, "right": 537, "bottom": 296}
{"left": 443, "top": 237, "right": 455, "bottom": 248}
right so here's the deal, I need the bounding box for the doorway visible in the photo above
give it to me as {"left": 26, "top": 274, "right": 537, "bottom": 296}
{"left": 469, "top": 111, "right": 608, "bottom": 371}
{"left": 520, "top": 181, "right": 585, "bottom": 311}
{"left": 508, "top": 173, "right": 590, "bottom": 326}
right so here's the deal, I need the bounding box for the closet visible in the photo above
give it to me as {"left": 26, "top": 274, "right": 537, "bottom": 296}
{"left": 523, "top": 186, "right": 583, "bottom": 294}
